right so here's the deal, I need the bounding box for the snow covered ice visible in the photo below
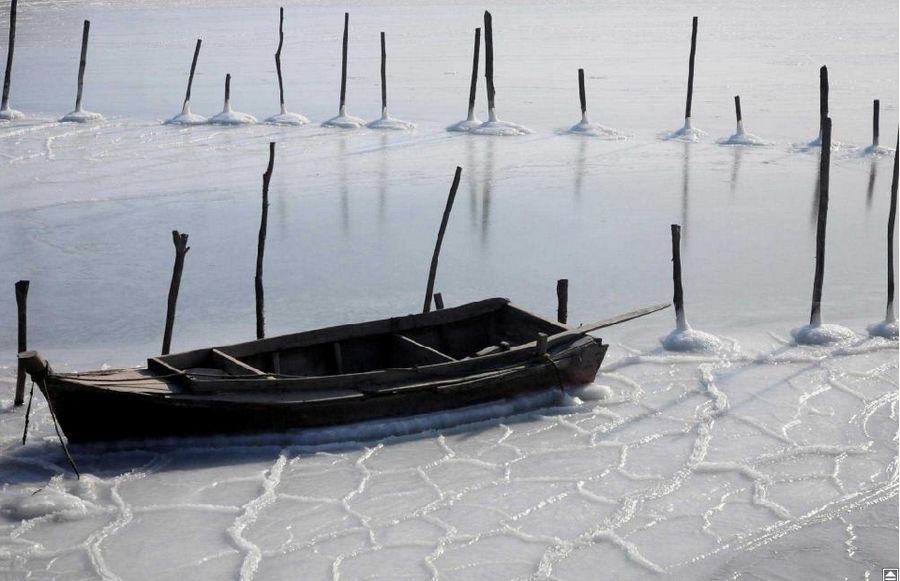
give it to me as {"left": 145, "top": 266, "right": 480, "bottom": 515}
{"left": 0, "top": 0, "right": 897, "bottom": 579}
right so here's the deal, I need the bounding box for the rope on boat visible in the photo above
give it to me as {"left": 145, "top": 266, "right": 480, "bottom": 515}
{"left": 543, "top": 354, "right": 565, "bottom": 392}
{"left": 21, "top": 378, "right": 34, "bottom": 445}
{"left": 38, "top": 378, "right": 80, "bottom": 479}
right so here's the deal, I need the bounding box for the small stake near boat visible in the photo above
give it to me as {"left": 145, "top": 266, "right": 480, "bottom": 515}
{"left": 208, "top": 74, "right": 257, "bottom": 125}
{"left": 18, "top": 300, "right": 668, "bottom": 443}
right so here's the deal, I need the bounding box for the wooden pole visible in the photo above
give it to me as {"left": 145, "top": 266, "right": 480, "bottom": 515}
{"left": 1, "top": 0, "right": 17, "bottom": 112}
{"left": 556, "top": 279, "right": 569, "bottom": 324}
{"left": 182, "top": 39, "right": 202, "bottom": 113}
{"left": 380, "top": 32, "right": 387, "bottom": 114}
{"left": 275, "top": 8, "right": 285, "bottom": 109}
{"left": 810, "top": 117, "right": 832, "bottom": 327}
{"left": 671, "top": 224, "right": 687, "bottom": 330}
{"left": 339, "top": 12, "right": 349, "bottom": 113}
{"left": 578, "top": 69, "right": 586, "bottom": 117}
{"left": 162, "top": 232, "right": 189, "bottom": 356}
{"left": 734, "top": 95, "right": 742, "bottom": 123}
{"left": 14, "top": 280, "right": 28, "bottom": 406}
{"left": 684, "top": 16, "right": 697, "bottom": 122}
{"left": 886, "top": 133, "right": 898, "bottom": 321}
{"left": 483, "top": 11, "right": 495, "bottom": 115}
{"left": 256, "top": 142, "right": 275, "bottom": 339}
{"left": 434, "top": 292, "right": 444, "bottom": 310}
{"left": 467, "top": 28, "right": 481, "bottom": 119}
{"left": 224, "top": 73, "right": 231, "bottom": 104}
{"left": 74, "top": 20, "right": 90, "bottom": 111}
{"left": 818, "top": 65, "right": 828, "bottom": 142}
{"left": 423, "top": 166, "right": 462, "bottom": 313}
{"left": 872, "top": 99, "right": 880, "bottom": 149}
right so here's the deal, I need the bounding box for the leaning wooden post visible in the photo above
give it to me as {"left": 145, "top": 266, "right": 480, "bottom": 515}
{"left": 885, "top": 133, "right": 898, "bottom": 322}
{"left": 162, "top": 232, "right": 190, "bottom": 356}
{"left": 434, "top": 292, "right": 444, "bottom": 310}
{"left": 339, "top": 12, "right": 349, "bottom": 116}
{"left": 423, "top": 167, "right": 462, "bottom": 313}
{"left": 818, "top": 65, "right": 828, "bottom": 143}
{"left": 872, "top": 99, "right": 880, "bottom": 149}
{"left": 483, "top": 11, "right": 496, "bottom": 121}
{"left": 181, "top": 39, "right": 201, "bottom": 115}
{"left": 556, "top": 279, "right": 569, "bottom": 324}
{"left": 466, "top": 28, "right": 481, "bottom": 121}
{"left": 14, "top": 280, "right": 29, "bottom": 406}
{"left": 671, "top": 224, "right": 687, "bottom": 331}
{"left": 74, "top": 20, "right": 90, "bottom": 113}
{"left": 1, "top": 0, "right": 18, "bottom": 117}
{"left": 578, "top": 69, "right": 587, "bottom": 120}
{"left": 734, "top": 95, "right": 744, "bottom": 135}
{"left": 275, "top": 8, "right": 286, "bottom": 112}
{"left": 256, "top": 142, "right": 275, "bottom": 339}
{"left": 810, "top": 118, "right": 832, "bottom": 327}
{"left": 683, "top": 16, "right": 698, "bottom": 128}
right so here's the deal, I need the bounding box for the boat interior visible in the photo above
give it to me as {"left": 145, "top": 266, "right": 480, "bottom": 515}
{"left": 149, "top": 300, "right": 566, "bottom": 382}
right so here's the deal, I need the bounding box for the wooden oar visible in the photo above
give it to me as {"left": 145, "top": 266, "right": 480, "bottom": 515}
{"left": 575, "top": 302, "right": 670, "bottom": 334}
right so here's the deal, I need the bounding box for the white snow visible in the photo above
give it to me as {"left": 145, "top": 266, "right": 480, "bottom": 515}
{"left": 264, "top": 107, "right": 309, "bottom": 126}
{"left": 367, "top": 108, "right": 415, "bottom": 130}
{"left": 0, "top": 0, "right": 897, "bottom": 579}
{"left": 208, "top": 99, "right": 257, "bottom": 125}
{"left": 661, "top": 117, "right": 707, "bottom": 142}
{"left": 59, "top": 107, "right": 104, "bottom": 123}
{"left": 567, "top": 113, "right": 628, "bottom": 140}
{"left": 166, "top": 101, "right": 208, "bottom": 126}
{"left": 792, "top": 323, "right": 858, "bottom": 345}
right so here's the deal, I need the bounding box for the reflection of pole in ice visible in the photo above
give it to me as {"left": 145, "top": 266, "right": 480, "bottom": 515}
{"left": 340, "top": 137, "right": 349, "bottom": 232}
{"left": 481, "top": 138, "right": 494, "bottom": 247}
{"left": 575, "top": 137, "right": 587, "bottom": 203}
{"left": 379, "top": 133, "right": 388, "bottom": 223}
{"left": 866, "top": 158, "right": 877, "bottom": 209}
{"left": 681, "top": 141, "right": 691, "bottom": 244}
{"left": 466, "top": 137, "right": 478, "bottom": 228}
{"left": 730, "top": 145, "right": 742, "bottom": 195}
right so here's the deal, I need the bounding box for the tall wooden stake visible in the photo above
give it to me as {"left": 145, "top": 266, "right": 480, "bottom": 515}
{"left": 339, "top": 12, "right": 349, "bottom": 114}
{"left": 224, "top": 73, "right": 231, "bottom": 103}
{"left": 483, "top": 11, "right": 496, "bottom": 118}
{"left": 671, "top": 224, "right": 687, "bottom": 330}
{"left": 14, "top": 280, "right": 28, "bottom": 406}
{"left": 162, "top": 232, "right": 190, "bottom": 356}
{"left": 818, "top": 66, "right": 828, "bottom": 142}
{"left": 256, "top": 142, "right": 275, "bottom": 339}
{"left": 810, "top": 117, "right": 832, "bottom": 327}
{"left": 74, "top": 20, "right": 90, "bottom": 112}
{"left": 684, "top": 16, "right": 698, "bottom": 123}
{"left": 872, "top": 99, "right": 880, "bottom": 149}
{"left": 886, "top": 133, "right": 898, "bottom": 322}
{"left": 557, "top": 279, "right": 569, "bottom": 324}
{"left": 424, "top": 167, "right": 462, "bottom": 313}
{"left": 467, "top": 28, "right": 481, "bottom": 120}
{"left": 734, "top": 95, "right": 743, "bottom": 134}
{"left": 181, "top": 39, "right": 202, "bottom": 114}
{"left": 1, "top": 0, "right": 17, "bottom": 114}
{"left": 578, "top": 69, "right": 586, "bottom": 117}
{"left": 380, "top": 32, "right": 387, "bottom": 115}
{"left": 275, "top": 8, "right": 286, "bottom": 110}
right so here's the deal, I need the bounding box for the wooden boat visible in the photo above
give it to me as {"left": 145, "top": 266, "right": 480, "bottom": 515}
{"left": 19, "top": 298, "right": 667, "bottom": 443}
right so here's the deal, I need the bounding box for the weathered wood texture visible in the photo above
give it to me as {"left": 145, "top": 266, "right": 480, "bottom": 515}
{"left": 578, "top": 69, "right": 586, "bottom": 115}
{"left": 423, "top": 166, "right": 462, "bottom": 313}
{"left": 684, "top": 16, "right": 697, "bottom": 120}
{"left": 339, "top": 12, "right": 349, "bottom": 110}
{"left": 1, "top": 0, "right": 17, "bottom": 110}
{"left": 380, "top": 32, "right": 387, "bottom": 110}
{"left": 183, "top": 39, "right": 201, "bottom": 108}
{"left": 467, "top": 28, "right": 481, "bottom": 114}
{"left": 734, "top": 95, "right": 742, "bottom": 123}
{"left": 819, "top": 66, "right": 828, "bottom": 139}
{"left": 556, "top": 279, "right": 569, "bottom": 324}
{"left": 887, "top": 133, "right": 898, "bottom": 318}
{"left": 483, "top": 11, "right": 495, "bottom": 111}
{"left": 671, "top": 224, "right": 686, "bottom": 329}
{"left": 872, "top": 99, "right": 880, "bottom": 148}
{"left": 14, "top": 279, "right": 29, "bottom": 406}
{"left": 256, "top": 142, "right": 276, "bottom": 339}
{"left": 162, "top": 231, "right": 190, "bottom": 355}
{"left": 275, "top": 8, "right": 285, "bottom": 106}
{"left": 75, "top": 20, "right": 90, "bottom": 110}
{"left": 810, "top": 117, "right": 832, "bottom": 326}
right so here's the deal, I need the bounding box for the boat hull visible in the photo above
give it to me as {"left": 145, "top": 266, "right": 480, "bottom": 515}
{"left": 40, "top": 337, "right": 606, "bottom": 443}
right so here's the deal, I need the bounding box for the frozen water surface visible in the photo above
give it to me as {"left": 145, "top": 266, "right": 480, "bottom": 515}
{"left": 0, "top": 0, "right": 897, "bottom": 579}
